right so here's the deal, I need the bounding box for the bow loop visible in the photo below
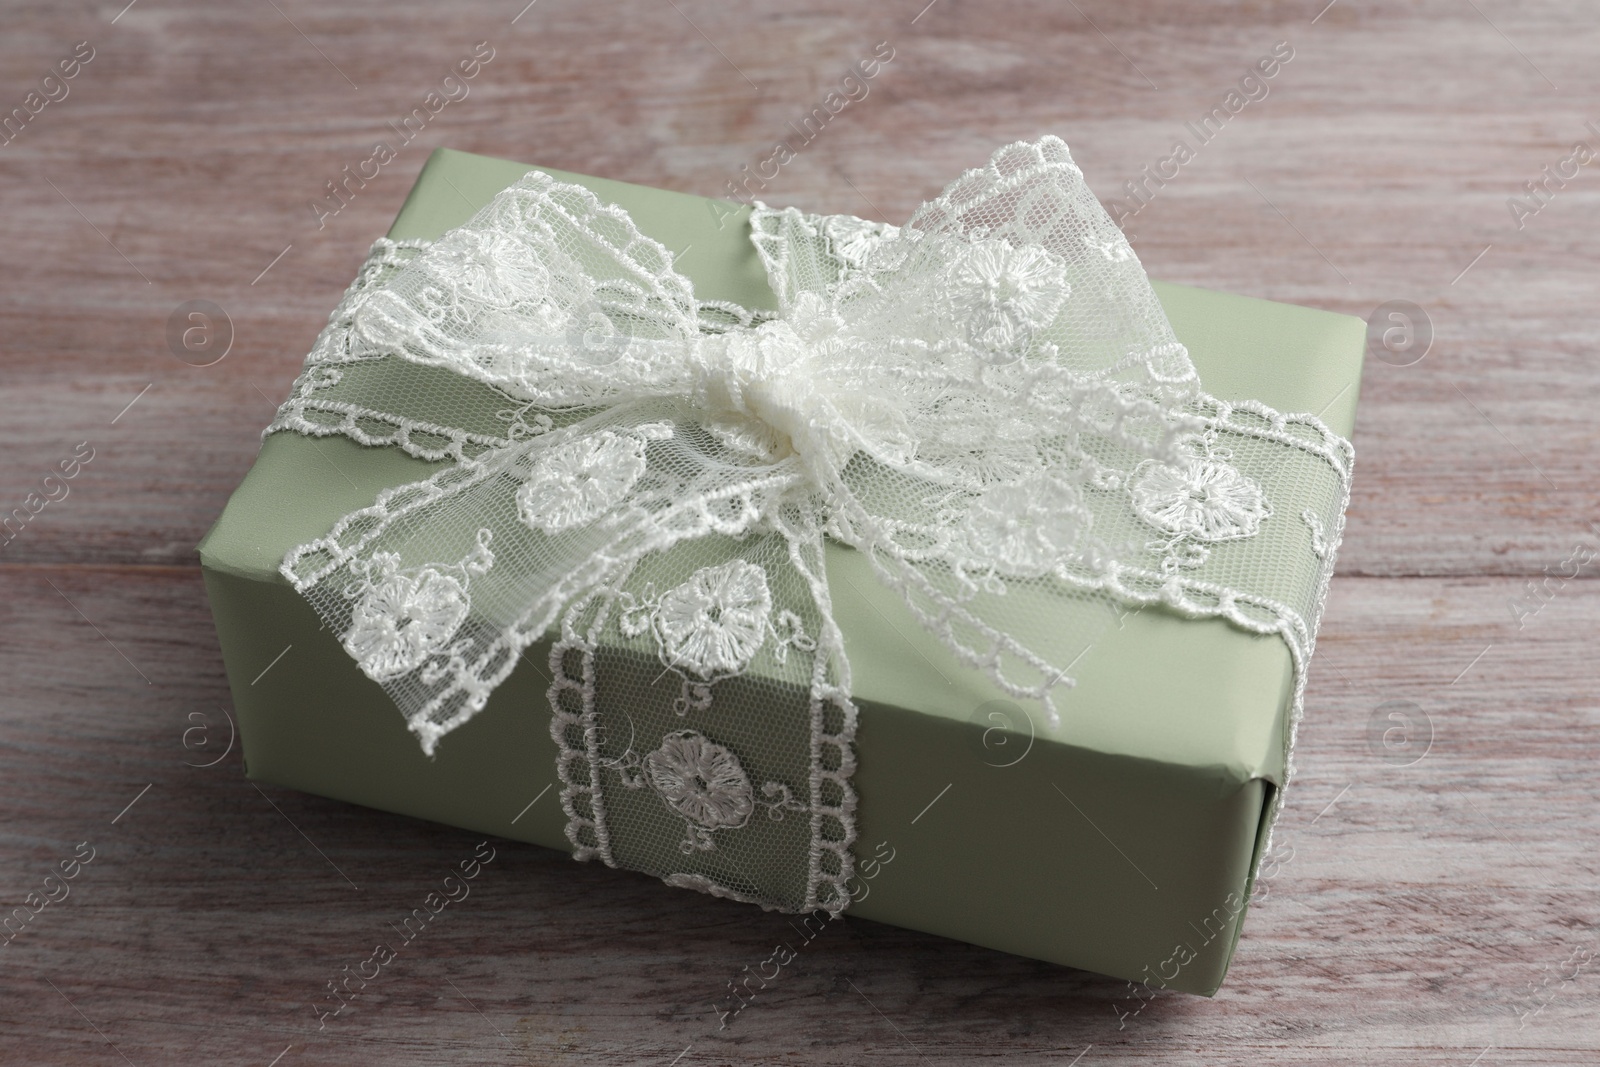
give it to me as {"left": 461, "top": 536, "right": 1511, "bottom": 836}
{"left": 685, "top": 294, "right": 918, "bottom": 484}
{"left": 347, "top": 168, "right": 703, "bottom": 410}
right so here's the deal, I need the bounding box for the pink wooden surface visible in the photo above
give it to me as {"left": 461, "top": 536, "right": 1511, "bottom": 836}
{"left": 2, "top": 1, "right": 1596, "bottom": 1063}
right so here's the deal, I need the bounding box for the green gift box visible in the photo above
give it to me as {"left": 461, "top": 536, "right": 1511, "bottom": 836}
{"left": 199, "top": 147, "right": 1362, "bottom": 996}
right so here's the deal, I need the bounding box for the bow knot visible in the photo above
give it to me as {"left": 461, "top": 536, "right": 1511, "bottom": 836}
{"left": 690, "top": 321, "right": 820, "bottom": 465}
{"left": 686, "top": 292, "right": 872, "bottom": 479}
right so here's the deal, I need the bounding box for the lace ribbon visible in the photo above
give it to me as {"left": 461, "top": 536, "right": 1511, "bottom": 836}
{"left": 271, "top": 137, "right": 1352, "bottom": 914}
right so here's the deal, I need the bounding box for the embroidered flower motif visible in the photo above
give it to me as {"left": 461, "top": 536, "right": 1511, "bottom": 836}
{"left": 644, "top": 731, "right": 755, "bottom": 841}
{"left": 655, "top": 560, "right": 772, "bottom": 678}
{"left": 1131, "top": 456, "right": 1271, "bottom": 543}
{"left": 966, "top": 477, "right": 1092, "bottom": 576}
{"left": 407, "top": 230, "right": 562, "bottom": 337}
{"left": 517, "top": 431, "right": 648, "bottom": 533}
{"left": 1301, "top": 508, "right": 1330, "bottom": 560}
{"left": 950, "top": 239, "right": 1071, "bottom": 352}
{"left": 821, "top": 214, "right": 899, "bottom": 270}
{"left": 342, "top": 564, "right": 470, "bottom": 682}
{"left": 786, "top": 290, "right": 848, "bottom": 345}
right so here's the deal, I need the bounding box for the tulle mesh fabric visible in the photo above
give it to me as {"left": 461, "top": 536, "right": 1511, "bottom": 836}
{"left": 271, "top": 137, "right": 1351, "bottom": 913}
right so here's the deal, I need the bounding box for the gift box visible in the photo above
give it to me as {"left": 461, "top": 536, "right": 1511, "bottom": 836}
{"left": 199, "top": 146, "right": 1362, "bottom": 995}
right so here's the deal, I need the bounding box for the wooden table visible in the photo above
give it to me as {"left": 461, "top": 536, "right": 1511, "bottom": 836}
{"left": 3, "top": 1, "right": 1596, "bottom": 1063}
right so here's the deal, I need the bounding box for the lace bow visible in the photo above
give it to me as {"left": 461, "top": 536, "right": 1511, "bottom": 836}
{"left": 274, "top": 137, "right": 1351, "bottom": 913}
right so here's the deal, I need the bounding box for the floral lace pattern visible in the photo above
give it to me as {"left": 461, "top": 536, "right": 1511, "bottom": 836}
{"left": 965, "top": 474, "right": 1095, "bottom": 578}
{"left": 275, "top": 136, "right": 1354, "bottom": 913}
{"left": 1130, "top": 433, "right": 1273, "bottom": 572}
{"left": 339, "top": 528, "right": 494, "bottom": 684}
{"left": 643, "top": 730, "right": 756, "bottom": 851}
{"left": 517, "top": 430, "right": 650, "bottom": 534}
{"left": 613, "top": 726, "right": 813, "bottom": 855}
{"left": 950, "top": 239, "right": 1072, "bottom": 353}
{"left": 819, "top": 213, "right": 899, "bottom": 270}
{"left": 343, "top": 566, "right": 471, "bottom": 681}
{"left": 655, "top": 561, "right": 773, "bottom": 679}
{"left": 616, "top": 559, "right": 817, "bottom": 716}
{"left": 1132, "top": 458, "right": 1268, "bottom": 541}
{"left": 1302, "top": 508, "right": 1330, "bottom": 560}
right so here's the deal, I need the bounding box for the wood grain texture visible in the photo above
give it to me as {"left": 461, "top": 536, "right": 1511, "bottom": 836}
{"left": 1, "top": 0, "right": 1596, "bottom": 1063}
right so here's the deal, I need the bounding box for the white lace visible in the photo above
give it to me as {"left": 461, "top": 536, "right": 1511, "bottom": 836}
{"left": 271, "top": 137, "right": 1352, "bottom": 913}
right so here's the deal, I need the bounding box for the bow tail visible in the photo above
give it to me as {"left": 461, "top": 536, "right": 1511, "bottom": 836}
{"left": 775, "top": 503, "right": 861, "bottom": 914}
{"left": 280, "top": 444, "right": 600, "bottom": 754}
{"left": 830, "top": 472, "right": 1144, "bottom": 734}
{"left": 280, "top": 402, "right": 713, "bottom": 754}
{"left": 547, "top": 507, "right": 859, "bottom": 915}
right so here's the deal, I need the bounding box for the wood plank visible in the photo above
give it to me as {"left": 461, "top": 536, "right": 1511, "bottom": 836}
{"left": 1, "top": 0, "right": 1597, "bottom": 1063}
{"left": 0, "top": 1, "right": 1596, "bottom": 575}
{"left": 0, "top": 569, "right": 1595, "bottom": 1065}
